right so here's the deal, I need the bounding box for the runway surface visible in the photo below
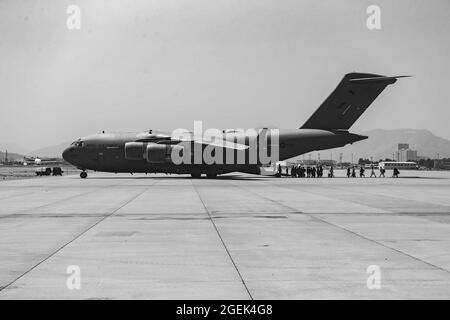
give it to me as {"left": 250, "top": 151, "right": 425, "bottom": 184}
{"left": 1, "top": 171, "right": 450, "bottom": 299}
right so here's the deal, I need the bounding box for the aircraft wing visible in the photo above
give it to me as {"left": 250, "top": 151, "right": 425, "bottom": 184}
{"left": 177, "top": 137, "right": 249, "bottom": 151}
{"left": 136, "top": 130, "right": 249, "bottom": 151}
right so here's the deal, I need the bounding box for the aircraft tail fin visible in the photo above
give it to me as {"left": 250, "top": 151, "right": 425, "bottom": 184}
{"left": 300, "top": 73, "right": 410, "bottom": 130}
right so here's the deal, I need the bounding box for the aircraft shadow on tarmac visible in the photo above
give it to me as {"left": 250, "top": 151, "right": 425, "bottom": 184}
{"left": 395, "top": 176, "right": 449, "bottom": 179}
{"left": 72, "top": 173, "right": 449, "bottom": 181}
{"left": 82, "top": 174, "right": 272, "bottom": 181}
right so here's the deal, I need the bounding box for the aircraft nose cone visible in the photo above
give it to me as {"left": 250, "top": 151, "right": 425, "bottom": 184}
{"left": 62, "top": 147, "right": 71, "bottom": 163}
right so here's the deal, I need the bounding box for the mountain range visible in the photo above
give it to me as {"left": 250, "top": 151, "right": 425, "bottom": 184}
{"left": 28, "top": 142, "right": 70, "bottom": 159}
{"left": 0, "top": 150, "right": 25, "bottom": 161}
{"left": 326, "top": 129, "right": 450, "bottom": 162}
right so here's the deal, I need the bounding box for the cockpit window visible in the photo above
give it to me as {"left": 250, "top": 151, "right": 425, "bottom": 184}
{"left": 71, "top": 140, "right": 84, "bottom": 147}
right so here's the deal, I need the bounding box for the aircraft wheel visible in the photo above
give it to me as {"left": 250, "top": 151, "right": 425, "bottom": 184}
{"left": 80, "top": 171, "right": 87, "bottom": 179}
{"left": 191, "top": 173, "right": 201, "bottom": 179}
{"left": 206, "top": 174, "right": 217, "bottom": 179}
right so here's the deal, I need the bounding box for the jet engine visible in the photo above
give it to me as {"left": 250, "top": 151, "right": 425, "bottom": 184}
{"left": 146, "top": 143, "right": 184, "bottom": 164}
{"left": 125, "top": 142, "right": 146, "bottom": 160}
{"left": 125, "top": 142, "right": 184, "bottom": 163}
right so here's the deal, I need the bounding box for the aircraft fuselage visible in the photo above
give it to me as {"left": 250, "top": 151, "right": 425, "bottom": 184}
{"left": 62, "top": 129, "right": 366, "bottom": 176}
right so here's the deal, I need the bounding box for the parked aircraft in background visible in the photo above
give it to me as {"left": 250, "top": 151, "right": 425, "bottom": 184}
{"left": 23, "top": 156, "right": 60, "bottom": 165}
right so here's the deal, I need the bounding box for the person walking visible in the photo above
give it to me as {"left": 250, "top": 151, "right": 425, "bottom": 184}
{"left": 291, "top": 165, "right": 296, "bottom": 178}
{"left": 347, "top": 167, "right": 351, "bottom": 178}
{"left": 370, "top": 165, "right": 376, "bottom": 177}
{"left": 329, "top": 166, "right": 334, "bottom": 178}
{"left": 393, "top": 167, "right": 400, "bottom": 178}
{"left": 359, "top": 167, "right": 365, "bottom": 178}
{"left": 300, "top": 166, "right": 305, "bottom": 178}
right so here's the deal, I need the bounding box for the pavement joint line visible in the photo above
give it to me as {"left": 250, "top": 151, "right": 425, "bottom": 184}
{"left": 0, "top": 180, "right": 158, "bottom": 294}
{"left": 310, "top": 215, "right": 450, "bottom": 274}
{"left": 282, "top": 183, "right": 450, "bottom": 218}
{"left": 0, "top": 178, "right": 139, "bottom": 219}
{"left": 281, "top": 183, "right": 450, "bottom": 212}
{"left": 0, "top": 190, "right": 44, "bottom": 201}
{"left": 264, "top": 182, "right": 391, "bottom": 214}
{"left": 257, "top": 182, "right": 450, "bottom": 216}
{"left": 227, "top": 181, "right": 450, "bottom": 276}
{"left": 0, "top": 186, "right": 109, "bottom": 218}
{"left": 191, "top": 179, "right": 254, "bottom": 300}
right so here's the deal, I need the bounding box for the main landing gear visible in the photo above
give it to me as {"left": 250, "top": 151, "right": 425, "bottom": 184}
{"left": 80, "top": 171, "right": 87, "bottom": 179}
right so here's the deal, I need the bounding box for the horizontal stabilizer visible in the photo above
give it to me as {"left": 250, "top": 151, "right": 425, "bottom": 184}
{"left": 348, "top": 75, "right": 411, "bottom": 84}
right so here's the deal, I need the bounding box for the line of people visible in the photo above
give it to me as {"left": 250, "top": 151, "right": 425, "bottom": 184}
{"left": 345, "top": 166, "right": 399, "bottom": 178}
{"left": 277, "top": 164, "right": 400, "bottom": 178}
{"left": 279, "top": 164, "right": 335, "bottom": 178}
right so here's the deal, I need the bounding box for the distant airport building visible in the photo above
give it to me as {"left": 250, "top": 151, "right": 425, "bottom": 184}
{"left": 400, "top": 149, "right": 418, "bottom": 161}
{"left": 318, "top": 159, "right": 337, "bottom": 167}
{"left": 379, "top": 161, "right": 418, "bottom": 170}
{"left": 295, "top": 159, "right": 337, "bottom": 167}
{"left": 364, "top": 163, "right": 379, "bottom": 169}
{"left": 397, "top": 143, "right": 418, "bottom": 161}
{"left": 434, "top": 160, "right": 450, "bottom": 170}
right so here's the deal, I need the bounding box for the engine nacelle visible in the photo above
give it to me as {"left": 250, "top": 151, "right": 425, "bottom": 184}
{"left": 146, "top": 143, "right": 184, "bottom": 164}
{"left": 125, "top": 142, "right": 145, "bottom": 160}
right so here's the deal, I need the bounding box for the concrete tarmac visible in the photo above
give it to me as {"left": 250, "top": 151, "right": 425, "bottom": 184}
{"left": 1, "top": 171, "right": 450, "bottom": 299}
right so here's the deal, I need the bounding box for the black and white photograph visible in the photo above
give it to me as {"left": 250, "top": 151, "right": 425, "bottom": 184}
{"left": 1, "top": 0, "right": 450, "bottom": 306}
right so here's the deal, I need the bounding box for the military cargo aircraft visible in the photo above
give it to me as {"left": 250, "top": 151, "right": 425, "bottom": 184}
{"left": 62, "top": 73, "right": 408, "bottom": 178}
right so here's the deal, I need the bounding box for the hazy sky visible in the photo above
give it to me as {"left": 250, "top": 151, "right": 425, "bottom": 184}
{"left": 1, "top": 0, "right": 449, "bottom": 151}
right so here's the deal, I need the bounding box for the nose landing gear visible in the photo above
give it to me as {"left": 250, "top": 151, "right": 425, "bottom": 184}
{"left": 80, "top": 171, "right": 87, "bottom": 179}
